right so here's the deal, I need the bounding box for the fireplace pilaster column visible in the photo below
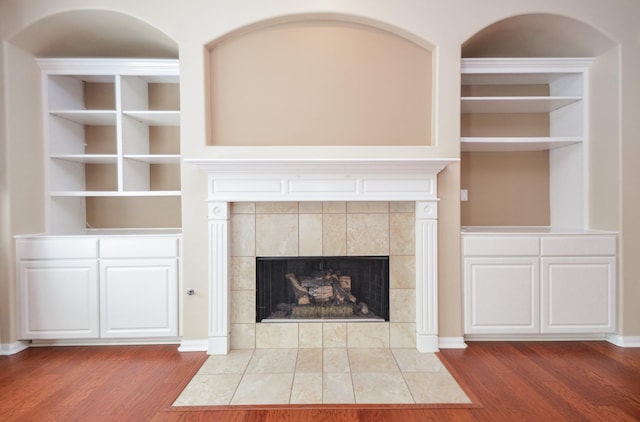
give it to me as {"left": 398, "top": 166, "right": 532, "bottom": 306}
{"left": 415, "top": 201, "right": 439, "bottom": 352}
{"left": 207, "top": 201, "right": 230, "bottom": 354}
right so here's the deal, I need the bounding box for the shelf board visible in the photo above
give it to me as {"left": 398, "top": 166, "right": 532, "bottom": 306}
{"left": 51, "top": 154, "right": 118, "bottom": 164}
{"left": 124, "top": 154, "right": 180, "bottom": 164}
{"left": 123, "top": 111, "right": 180, "bottom": 126}
{"left": 461, "top": 96, "right": 581, "bottom": 114}
{"left": 461, "top": 137, "right": 582, "bottom": 152}
{"left": 50, "top": 110, "right": 117, "bottom": 125}
{"left": 50, "top": 191, "right": 181, "bottom": 197}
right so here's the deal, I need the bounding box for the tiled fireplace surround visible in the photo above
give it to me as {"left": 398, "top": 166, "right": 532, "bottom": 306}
{"left": 189, "top": 158, "right": 454, "bottom": 355}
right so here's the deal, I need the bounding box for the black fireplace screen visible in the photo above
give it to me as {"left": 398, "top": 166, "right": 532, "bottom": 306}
{"left": 256, "top": 256, "right": 389, "bottom": 321}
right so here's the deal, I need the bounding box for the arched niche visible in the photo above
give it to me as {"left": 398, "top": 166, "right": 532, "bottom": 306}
{"left": 205, "top": 17, "right": 434, "bottom": 147}
{"left": 9, "top": 9, "right": 178, "bottom": 58}
{"left": 460, "top": 13, "right": 620, "bottom": 232}
{"left": 462, "top": 13, "right": 615, "bottom": 58}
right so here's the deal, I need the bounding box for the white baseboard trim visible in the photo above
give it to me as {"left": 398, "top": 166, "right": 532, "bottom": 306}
{"left": 178, "top": 339, "right": 209, "bottom": 352}
{"left": 0, "top": 341, "right": 30, "bottom": 355}
{"left": 438, "top": 337, "right": 467, "bottom": 349}
{"left": 607, "top": 335, "right": 640, "bottom": 348}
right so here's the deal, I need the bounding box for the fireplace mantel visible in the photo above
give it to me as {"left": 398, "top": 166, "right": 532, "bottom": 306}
{"left": 187, "top": 157, "right": 457, "bottom": 354}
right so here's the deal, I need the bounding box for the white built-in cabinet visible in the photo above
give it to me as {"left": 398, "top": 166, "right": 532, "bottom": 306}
{"left": 460, "top": 58, "right": 618, "bottom": 338}
{"left": 37, "top": 58, "right": 181, "bottom": 233}
{"left": 463, "top": 232, "right": 617, "bottom": 336}
{"left": 16, "top": 58, "right": 182, "bottom": 344}
{"left": 16, "top": 235, "right": 180, "bottom": 341}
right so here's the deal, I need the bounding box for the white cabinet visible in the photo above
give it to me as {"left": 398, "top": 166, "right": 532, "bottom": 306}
{"left": 463, "top": 231, "right": 617, "bottom": 337}
{"left": 16, "top": 234, "right": 180, "bottom": 342}
{"left": 464, "top": 257, "right": 540, "bottom": 334}
{"left": 18, "top": 259, "right": 99, "bottom": 339}
{"left": 37, "top": 59, "right": 181, "bottom": 233}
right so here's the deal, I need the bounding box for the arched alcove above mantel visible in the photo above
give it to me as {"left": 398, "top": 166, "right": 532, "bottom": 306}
{"left": 206, "top": 19, "right": 433, "bottom": 147}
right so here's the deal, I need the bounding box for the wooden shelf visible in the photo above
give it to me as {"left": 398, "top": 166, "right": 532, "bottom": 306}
{"left": 461, "top": 136, "right": 582, "bottom": 152}
{"left": 461, "top": 96, "right": 581, "bottom": 114}
{"left": 124, "top": 154, "right": 180, "bottom": 164}
{"left": 123, "top": 111, "right": 180, "bottom": 126}
{"left": 51, "top": 154, "right": 118, "bottom": 164}
{"left": 50, "top": 110, "right": 117, "bottom": 125}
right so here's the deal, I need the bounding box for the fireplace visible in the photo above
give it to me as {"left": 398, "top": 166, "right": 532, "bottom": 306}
{"left": 257, "top": 256, "right": 389, "bottom": 321}
{"left": 187, "top": 158, "right": 455, "bottom": 354}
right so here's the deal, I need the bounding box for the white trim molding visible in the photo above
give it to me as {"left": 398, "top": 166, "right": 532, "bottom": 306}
{"left": 0, "top": 341, "right": 30, "bottom": 355}
{"left": 178, "top": 339, "right": 209, "bottom": 352}
{"left": 439, "top": 337, "right": 468, "bottom": 349}
{"left": 607, "top": 335, "right": 640, "bottom": 348}
{"left": 187, "top": 158, "right": 456, "bottom": 355}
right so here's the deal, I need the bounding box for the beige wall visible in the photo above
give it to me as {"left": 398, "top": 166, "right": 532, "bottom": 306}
{"left": 1, "top": 0, "right": 639, "bottom": 348}
{"left": 208, "top": 21, "right": 432, "bottom": 147}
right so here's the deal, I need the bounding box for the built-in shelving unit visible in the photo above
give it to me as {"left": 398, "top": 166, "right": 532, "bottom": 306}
{"left": 460, "top": 58, "right": 617, "bottom": 339}
{"left": 38, "top": 59, "right": 181, "bottom": 232}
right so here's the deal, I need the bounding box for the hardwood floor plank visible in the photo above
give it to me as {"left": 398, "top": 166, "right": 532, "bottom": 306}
{"left": 2, "top": 341, "right": 639, "bottom": 421}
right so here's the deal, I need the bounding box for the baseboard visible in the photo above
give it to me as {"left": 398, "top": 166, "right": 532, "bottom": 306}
{"left": 0, "top": 341, "right": 30, "bottom": 355}
{"left": 438, "top": 337, "right": 467, "bottom": 349}
{"left": 178, "top": 339, "right": 208, "bottom": 352}
{"left": 607, "top": 335, "right": 640, "bottom": 348}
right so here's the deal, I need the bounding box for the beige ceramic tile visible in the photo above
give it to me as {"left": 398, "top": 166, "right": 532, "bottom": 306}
{"left": 173, "top": 373, "right": 242, "bottom": 406}
{"left": 299, "top": 202, "right": 322, "bottom": 213}
{"left": 390, "top": 323, "right": 416, "bottom": 348}
{"left": 230, "top": 257, "right": 255, "bottom": 290}
{"left": 391, "top": 349, "right": 447, "bottom": 372}
{"left": 390, "top": 212, "right": 415, "bottom": 255}
{"left": 256, "top": 214, "right": 298, "bottom": 256}
{"left": 231, "top": 202, "right": 255, "bottom": 214}
{"left": 256, "top": 202, "right": 299, "bottom": 214}
{"left": 230, "top": 323, "right": 255, "bottom": 349}
{"left": 351, "top": 372, "right": 414, "bottom": 404}
{"left": 198, "top": 349, "right": 254, "bottom": 374}
{"left": 230, "top": 214, "right": 255, "bottom": 257}
{"left": 299, "top": 213, "right": 323, "bottom": 256}
{"left": 295, "top": 348, "right": 323, "bottom": 373}
{"left": 347, "top": 348, "right": 399, "bottom": 373}
{"left": 299, "top": 323, "right": 323, "bottom": 348}
{"left": 231, "top": 373, "right": 294, "bottom": 405}
{"left": 347, "top": 201, "right": 389, "bottom": 213}
{"left": 390, "top": 201, "right": 415, "bottom": 213}
{"left": 390, "top": 255, "right": 416, "bottom": 289}
{"left": 245, "top": 348, "right": 298, "bottom": 373}
{"left": 291, "top": 372, "right": 323, "bottom": 404}
{"left": 403, "top": 371, "right": 471, "bottom": 404}
{"left": 389, "top": 289, "right": 416, "bottom": 322}
{"left": 323, "top": 348, "right": 350, "bottom": 373}
{"left": 323, "top": 213, "right": 346, "bottom": 256}
{"left": 347, "top": 322, "right": 389, "bottom": 348}
{"left": 230, "top": 290, "right": 255, "bottom": 324}
{"left": 323, "top": 372, "right": 355, "bottom": 404}
{"left": 323, "top": 202, "right": 346, "bottom": 213}
{"left": 255, "top": 323, "right": 298, "bottom": 348}
{"left": 323, "top": 322, "right": 346, "bottom": 347}
{"left": 347, "top": 213, "right": 389, "bottom": 256}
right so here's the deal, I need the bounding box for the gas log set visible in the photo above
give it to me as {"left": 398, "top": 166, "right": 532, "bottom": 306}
{"left": 269, "top": 270, "right": 371, "bottom": 319}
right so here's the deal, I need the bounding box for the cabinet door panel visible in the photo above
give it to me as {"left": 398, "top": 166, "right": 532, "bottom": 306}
{"left": 100, "top": 259, "right": 177, "bottom": 338}
{"left": 464, "top": 257, "right": 540, "bottom": 334}
{"left": 19, "top": 260, "right": 99, "bottom": 339}
{"left": 541, "top": 257, "right": 616, "bottom": 333}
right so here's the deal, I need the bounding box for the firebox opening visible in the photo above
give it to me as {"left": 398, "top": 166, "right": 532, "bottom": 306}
{"left": 256, "top": 256, "right": 389, "bottom": 322}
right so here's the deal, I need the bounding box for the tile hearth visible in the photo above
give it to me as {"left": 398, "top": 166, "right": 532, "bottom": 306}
{"left": 173, "top": 348, "right": 471, "bottom": 406}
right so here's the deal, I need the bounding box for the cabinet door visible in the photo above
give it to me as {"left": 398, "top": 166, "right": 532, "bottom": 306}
{"left": 541, "top": 257, "right": 616, "bottom": 333}
{"left": 464, "top": 257, "right": 540, "bottom": 334}
{"left": 18, "top": 260, "right": 99, "bottom": 339}
{"left": 99, "top": 259, "right": 178, "bottom": 338}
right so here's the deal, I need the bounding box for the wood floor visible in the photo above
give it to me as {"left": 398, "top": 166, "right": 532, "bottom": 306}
{"left": 1, "top": 341, "right": 639, "bottom": 421}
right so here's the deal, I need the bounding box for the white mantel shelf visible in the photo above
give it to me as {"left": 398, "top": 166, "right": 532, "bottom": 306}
{"left": 186, "top": 158, "right": 457, "bottom": 202}
{"left": 187, "top": 157, "right": 457, "bottom": 355}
